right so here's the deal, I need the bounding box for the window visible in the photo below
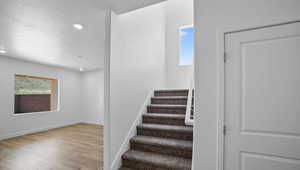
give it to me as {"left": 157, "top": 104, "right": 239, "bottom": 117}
{"left": 179, "top": 26, "right": 194, "bottom": 65}
{"left": 14, "top": 75, "right": 58, "bottom": 114}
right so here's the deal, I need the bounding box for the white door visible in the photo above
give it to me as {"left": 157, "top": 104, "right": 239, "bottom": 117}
{"left": 225, "top": 22, "right": 300, "bottom": 170}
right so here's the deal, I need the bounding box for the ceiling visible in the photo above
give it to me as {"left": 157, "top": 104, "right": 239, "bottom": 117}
{"left": 0, "top": 0, "right": 165, "bottom": 71}
{"left": 110, "top": 0, "right": 166, "bottom": 14}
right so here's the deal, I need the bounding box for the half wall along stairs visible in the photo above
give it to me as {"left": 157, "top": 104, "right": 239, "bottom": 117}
{"left": 120, "top": 89, "right": 193, "bottom": 170}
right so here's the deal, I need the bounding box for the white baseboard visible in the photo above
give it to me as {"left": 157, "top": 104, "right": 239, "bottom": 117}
{"left": 110, "top": 90, "right": 153, "bottom": 170}
{"left": 81, "top": 120, "right": 104, "bottom": 126}
{"left": 0, "top": 121, "right": 80, "bottom": 140}
{"left": 79, "top": 121, "right": 104, "bottom": 127}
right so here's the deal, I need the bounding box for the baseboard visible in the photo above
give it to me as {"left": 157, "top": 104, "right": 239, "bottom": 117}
{"left": 78, "top": 122, "right": 104, "bottom": 127}
{"left": 0, "top": 121, "right": 80, "bottom": 141}
{"left": 110, "top": 90, "right": 153, "bottom": 170}
{"left": 80, "top": 120, "right": 104, "bottom": 126}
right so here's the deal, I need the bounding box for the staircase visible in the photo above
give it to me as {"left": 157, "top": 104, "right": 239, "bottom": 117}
{"left": 119, "top": 89, "right": 193, "bottom": 170}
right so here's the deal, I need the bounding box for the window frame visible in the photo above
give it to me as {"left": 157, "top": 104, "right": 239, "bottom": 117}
{"left": 13, "top": 74, "right": 60, "bottom": 116}
{"left": 178, "top": 24, "right": 194, "bottom": 66}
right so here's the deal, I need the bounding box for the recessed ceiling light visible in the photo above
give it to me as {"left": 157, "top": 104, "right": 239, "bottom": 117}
{"left": 0, "top": 49, "right": 7, "bottom": 54}
{"left": 73, "top": 24, "right": 84, "bottom": 30}
{"left": 79, "top": 67, "right": 84, "bottom": 72}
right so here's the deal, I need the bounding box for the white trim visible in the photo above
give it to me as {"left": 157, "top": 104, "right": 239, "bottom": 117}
{"left": 216, "top": 28, "right": 225, "bottom": 170}
{"left": 0, "top": 121, "right": 79, "bottom": 140}
{"left": 180, "top": 24, "right": 194, "bottom": 30}
{"left": 12, "top": 77, "right": 61, "bottom": 116}
{"left": 12, "top": 110, "right": 60, "bottom": 117}
{"left": 185, "top": 75, "right": 194, "bottom": 126}
{"left": 104, "top": 9, "right": 112, "bottom": 170}
{"left": 110, "top": 89, "right": 153, "bottom": 170}
{"left": 184, "top": 90, "right": 194, "bottom": 126}
{"left": 216, "top": 19, "right": 300, "bottom": 170}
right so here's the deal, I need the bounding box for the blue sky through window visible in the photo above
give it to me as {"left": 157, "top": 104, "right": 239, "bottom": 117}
{"left": 180, "top": 27, "right": 194, "bottom": 65}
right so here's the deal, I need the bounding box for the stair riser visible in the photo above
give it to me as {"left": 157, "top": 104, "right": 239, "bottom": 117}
{"left": 143, "top": 116, "right": 185, "bottom": 126}
{"left": 122, "top": 159, "right": 191, "bottom": 170}
{"left": 130, "top": 142, "right": 192, "bottom": 159}
{"left": 147, "top": 107, "right": 186, "bottom": 114}
{"left": 151, "top": 98, "right": 187, "bottom": 105}
{"left": 154, "top": 91, "right": 188, "bottom": 97}
{"left": 119, "top": 168, "right": 132, "bottom": 170}
{"left": 137, "top": 128, "right": 193, "bottom": 141}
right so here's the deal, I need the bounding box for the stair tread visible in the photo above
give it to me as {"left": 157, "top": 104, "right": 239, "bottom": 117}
{"left": 143, "top": 113, "right": 185, "bottom": 119}
{"left": 131, "top": 135, "right": 192, "bottom": 149}
{"left": 148, "top": 104, "right": 186, "bottom": 108}
{"left": 137, "top": 124, "right": 193, "bottom": 133}
{"left": 152, "top": 96, "right": 188, "bottom": 99}
{"left": 155, "top": 89, "right": 188, "bottom": 92}
{"left": 122, "top": 150, "right": 192, "bottom": 169}
{"left": 119, "top": 168, "right": 133, "bottom": 170}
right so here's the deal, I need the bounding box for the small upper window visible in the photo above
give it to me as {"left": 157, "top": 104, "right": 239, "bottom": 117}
{"left": 179, "top": 26, "right": 194, "bottom": 65}
{"left": 14, "top": 75, "right": 58, "bottom": 114}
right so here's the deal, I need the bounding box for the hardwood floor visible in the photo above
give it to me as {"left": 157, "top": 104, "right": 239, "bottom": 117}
{"left": 0, "top": 123, "right": 103, "bottom": 170}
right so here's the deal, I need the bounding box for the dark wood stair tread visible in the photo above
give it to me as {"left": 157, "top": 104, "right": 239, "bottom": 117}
{"left": 122, "top": 150, "right": 192, "bottom": 169}
{"left": 152, "top": 96, "right": 188, "bottom": 99}
{"left": 143, "top": 113, "right": 185, "bottom": 119}
{"left": 131, "top": 135, "right": 192, "bottom": 150}
{"left": 137, "top": 124, "right": 192, "bottom": 133}
{"left": 154, "top": 89, "right": 189, "bottom": 97}
{"left": 148, "top": 104, "right": 186, "bottom": 108}
{"left": 119, "top": 167, "right": 133, "bottom": 170}
{"left": 154, "top": 89, "right": 188, "bottom": 93}
{"left": 147, "top": 105, "right": 186, "bottom": 115}
{"left": 143, "top": 113, "right": 186, "bottom": 126}
{"left": 151, "top": 97, "right": 188, "bottom": 105}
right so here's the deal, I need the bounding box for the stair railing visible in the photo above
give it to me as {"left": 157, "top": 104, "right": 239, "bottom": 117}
{"left": 185, "top": 75, "right": 194, "bottom": 126}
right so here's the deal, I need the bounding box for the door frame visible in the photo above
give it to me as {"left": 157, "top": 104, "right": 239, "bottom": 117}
{"left": 216, "top": 19, "right": 300, "bottom": 170}
{"left": 104, "top": 9, "right": 112, "bottom": 170}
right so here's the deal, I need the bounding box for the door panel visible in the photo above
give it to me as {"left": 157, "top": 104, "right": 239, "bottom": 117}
{"left": 241, "top": 152, "right": 300, "bottom": 170}
{"left": 242, "top": 36, "right": 300, "bottom": 135}
{"left": 225, "top": 22, "right": 300, "bottom": 170}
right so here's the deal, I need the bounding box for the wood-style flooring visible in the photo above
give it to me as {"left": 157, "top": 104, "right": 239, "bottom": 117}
{"left": 0, "top": 123, "right": 103, "bottom": 170}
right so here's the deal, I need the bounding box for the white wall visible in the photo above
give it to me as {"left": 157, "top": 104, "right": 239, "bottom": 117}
{"left": 81, "top": 69, "right": 104, "bottom": 125}
{"left": 110, "top": 2, "right": 166, "bottom": 164}
{"left": 194, "top": 0, "right": 300, "bottom": 170}
{"left": 165, "top": 0, "right": 193, "bottom": 88}
{"left": 0, "top": 56, "right": 82, "bottom": 139}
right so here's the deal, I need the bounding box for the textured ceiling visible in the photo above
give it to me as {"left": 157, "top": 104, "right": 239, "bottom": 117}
{"left": 110, "top": 0, "right": 166, "bottom": 14}
{"left": 0, "top": 0, "right": 165, "bottom": 71}
{"left": 0, "top": 0, "right": 107, "bottom": 71}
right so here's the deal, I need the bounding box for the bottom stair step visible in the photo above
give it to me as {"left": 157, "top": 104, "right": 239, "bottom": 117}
{"left": 130, "top": 136, "right": 192, "bottom": 158}
{"left": 119, "top": 167, "right": 134, "bottom": 170}
{"left": 122, "top": 150, "right": 192, "bottom": 170}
